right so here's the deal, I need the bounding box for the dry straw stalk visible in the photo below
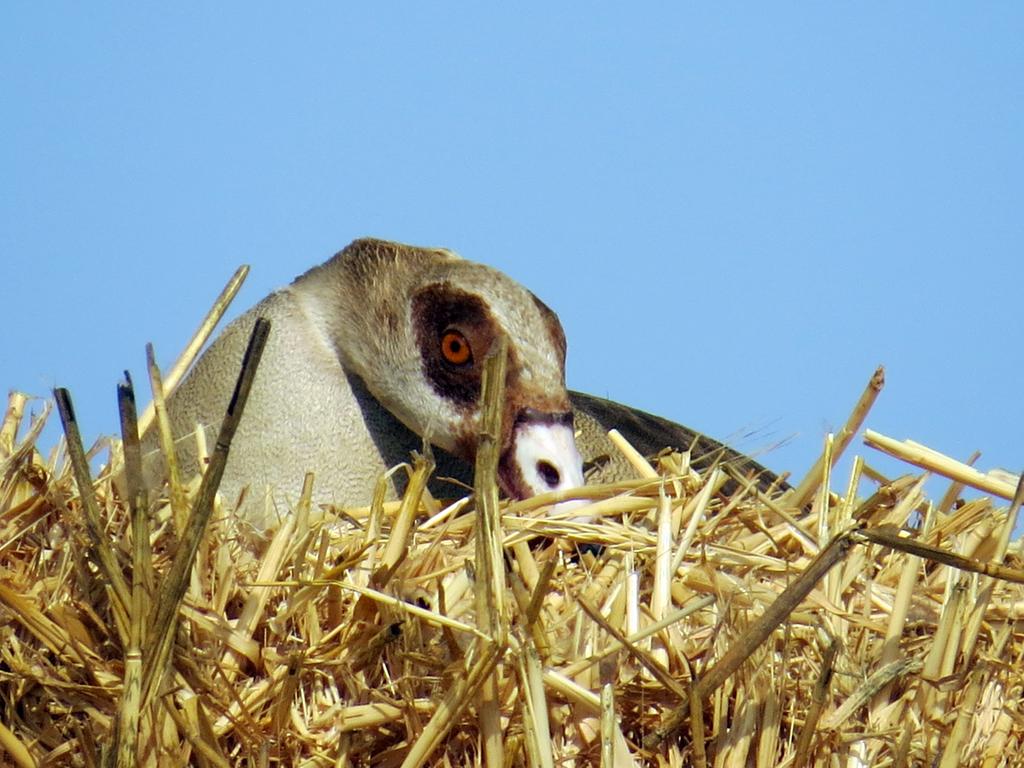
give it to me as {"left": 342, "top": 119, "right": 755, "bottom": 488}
{"left": 2, "top": 272, "right": 1023, "bottom": 766}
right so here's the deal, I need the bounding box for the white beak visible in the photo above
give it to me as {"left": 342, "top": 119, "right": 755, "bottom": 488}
{"left": 510, "top": 420, "right": 585, "bottom": 498}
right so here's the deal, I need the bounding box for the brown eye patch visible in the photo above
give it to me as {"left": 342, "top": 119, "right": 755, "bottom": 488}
{"left": 412, "top": 284, "right": 496, "bottom": 406}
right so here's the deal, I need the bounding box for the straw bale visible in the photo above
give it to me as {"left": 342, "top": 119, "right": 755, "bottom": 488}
{"left": 2, "top": 379, "right": 1023, "bottom": 767}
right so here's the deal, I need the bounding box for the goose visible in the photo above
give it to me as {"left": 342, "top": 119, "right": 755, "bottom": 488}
{"left": 148, "top": 238, "right": 777, "bottom": 528}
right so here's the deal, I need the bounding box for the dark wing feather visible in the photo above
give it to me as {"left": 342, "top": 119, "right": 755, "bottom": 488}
{"left": 569, "top": 391, "right": 786, "bottom": 494}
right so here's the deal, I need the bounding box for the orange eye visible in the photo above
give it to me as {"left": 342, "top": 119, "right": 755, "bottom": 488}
{"left": 440, "top": 330, "right": 472, "bottom": 366}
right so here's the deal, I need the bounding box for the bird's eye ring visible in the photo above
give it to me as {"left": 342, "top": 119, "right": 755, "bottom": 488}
{"left": 440, "top": 330, "right": 472, "bottom": 366}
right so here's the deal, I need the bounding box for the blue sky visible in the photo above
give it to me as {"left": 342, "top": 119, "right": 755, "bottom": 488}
{"left": 4, "top": 6, "right": 1022, "bottom": 504}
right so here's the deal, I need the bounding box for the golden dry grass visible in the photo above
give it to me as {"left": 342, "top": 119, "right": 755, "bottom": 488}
{"left": 2, "top": 269, "right": 1022, "bottom": 767}
{"left": 2, "top": 369, "right": 1023, "bottom": 767}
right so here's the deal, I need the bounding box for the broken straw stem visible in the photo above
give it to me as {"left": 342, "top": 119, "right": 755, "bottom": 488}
{"left": 136, "top": 264, "right": 249, "bottom": 437}
{"left": 54, "top": 388, "right": 132, "bottom": 618}
{"left": 864, "top": 429, "right": 1018, "bottom": 500}
{"left": 788, "top": 365, "right": 885, "bottom": 510}
{"left": 111, "top": 373, "right": 149, "bottom": 768}
{"left": 139, "top": 316, "right": 270, "bottom": 707}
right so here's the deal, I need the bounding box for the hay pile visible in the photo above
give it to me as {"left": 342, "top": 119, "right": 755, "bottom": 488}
{"left": 3, "top": 351, "right": 1023, "bottom": 766}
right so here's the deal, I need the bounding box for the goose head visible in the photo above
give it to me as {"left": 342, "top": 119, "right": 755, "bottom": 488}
{"left": 295, "top": 238, "right": 585, "bottom": 501}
